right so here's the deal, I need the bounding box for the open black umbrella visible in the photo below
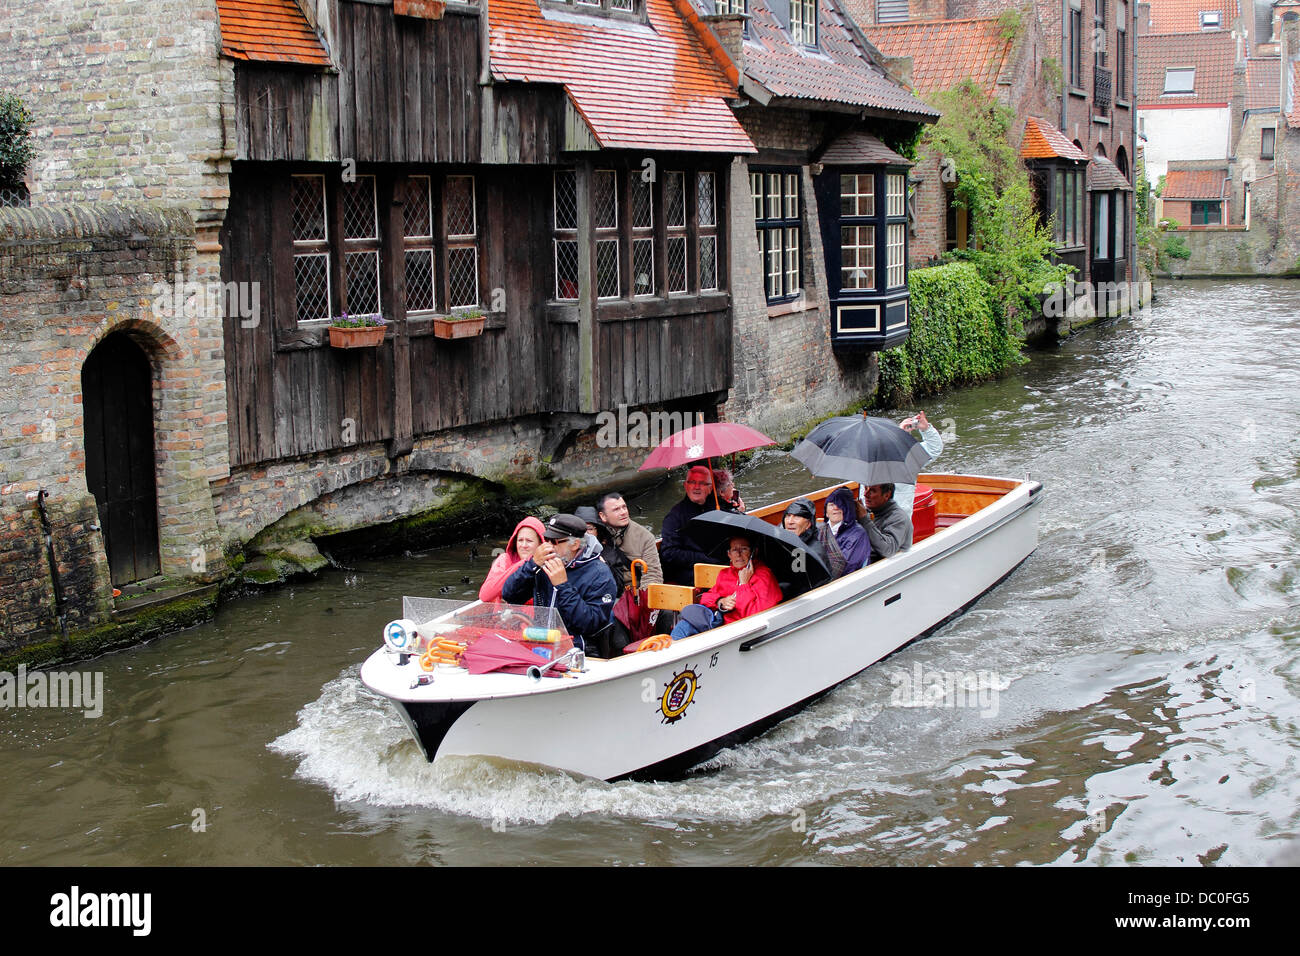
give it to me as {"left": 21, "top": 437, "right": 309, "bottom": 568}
{"left": 687, "top": 510, "right": 832, "bottom": 590}
{"left": 792, "top": 414, "right": 934, "bottom": 487}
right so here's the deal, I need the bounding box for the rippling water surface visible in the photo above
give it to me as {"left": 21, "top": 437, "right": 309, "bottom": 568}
{"left": 3, "top": 279, "right": 1298, "bottom": 865}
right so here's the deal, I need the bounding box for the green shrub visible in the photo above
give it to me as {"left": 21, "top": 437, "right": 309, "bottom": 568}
{"left": 1162, "top": 234, "right": 1191, "bottom": 260}
{"left": 0, "top": 93, "right": 35, "bottom": 186}
{"left": 875, "top": 261, "right": 1022, "bottom": 407}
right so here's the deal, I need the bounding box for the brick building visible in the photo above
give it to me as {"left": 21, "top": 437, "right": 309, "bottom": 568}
{"left": 849, "top": 0, "right": 1138, "bottom": 294}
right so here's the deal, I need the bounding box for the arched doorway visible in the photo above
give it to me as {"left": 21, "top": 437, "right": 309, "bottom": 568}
{"left": 82, "top": 332, "right": 160, "bottom": 585}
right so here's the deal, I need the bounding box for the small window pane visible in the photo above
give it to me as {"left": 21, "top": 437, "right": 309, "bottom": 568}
{"left": 292, "top": 175, "right": 327, "bottom": 241}
{"left": 555, "top": 239, "right": 579, "bottom": 300}
{"left": 751, "top": 172, "right": 764, "bottom": 221}
{"left": 840, "top": 174, "right": 874, "bottom": 217}
{"left": 700, "top": 235, "right": 717, "bottom": 291}
{"left": 784, "top": 226, "right": 799, "bottom": 293}
{"left": 445, "top": 176, "right": 476, "bottom": 238}
{"left": 404, "top": 176, "right": 432, "bottom": 239}
{"left": 596, "top": 239, "right": 619, "bottom": 298}
{"left": 1164, "top": 68, "right": 1194, "bottom": 93}
{"left": 887, "top": 223, "right": 906, "bottom": 288}
{"left": 764, "top": 232, "right": 781, "bottom": 298}
{"left": 554, "top": 170, "right": 578, "bottom": 231}
{"left": 632, "top": 174, "right": 654, "bottom": 228}
{"left": 784, "top": 174, "right": 798, "bottom": 219}
{"left": 633, "top": 238, "right": 655, "bottom": 296}
{"left": 766, "top": 173, "right": 781, "bottom": 219}
{"left": 667, "top": 236, "right": 688, "bottom": 293}
{"left": 841, "top": 225, "right": 874, "bottom": 289}
{"left": 447, "top": 247, "right": 478, "bottom": 308}
{"left": 345, "top": 249, "right": 381, "bottom": 314}
{"left": 665, "top": 171, "right": 686, "bottom": 228}
{"left": 405, "top": 249, "right": 435, "bottom": 313}
{"left": 593, "top": 170, "right": 618, "bottom": 230}
{"left": 886, "top": 174, "right": 905, "bottom": 217}
{"left": 342, "top": 176, "right": 378, "bottom": 241}
{"left": 294, "top": 253, "right": 331, "bottom": 322}
{"left": 698, "top": 172, "right": 716, "bottom": 226}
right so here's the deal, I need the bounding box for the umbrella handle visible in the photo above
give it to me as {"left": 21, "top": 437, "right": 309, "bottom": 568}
{"left": 630, "top": 559, "right": 647, "bottom": 593}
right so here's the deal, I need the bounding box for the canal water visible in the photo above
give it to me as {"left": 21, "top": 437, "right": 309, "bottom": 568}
{"left": 3, "top": 279, "right": 1298, "bottom": 866}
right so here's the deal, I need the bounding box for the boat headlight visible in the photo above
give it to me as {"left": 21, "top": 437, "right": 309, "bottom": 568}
{"left": 384, "top": 619, "right": 420, "bottom": 654}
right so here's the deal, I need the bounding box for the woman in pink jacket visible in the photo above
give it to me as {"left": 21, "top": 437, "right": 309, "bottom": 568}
{"left": 478, "top": 516, "right": 545, "bottom": 604}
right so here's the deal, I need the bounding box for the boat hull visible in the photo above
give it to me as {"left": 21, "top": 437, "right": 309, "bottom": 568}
{"left": 361, "top": 477, "right": 1043, "bottom": 781}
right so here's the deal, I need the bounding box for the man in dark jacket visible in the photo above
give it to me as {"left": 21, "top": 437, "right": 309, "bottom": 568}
{"left": 659, "top": 465, "right": 718, "bottom": 585}
{"left": 863, "top": 484, "right": 913, "bottom": 560}
{"left": 502, "top": 513, "right": 619, "bottom": 652}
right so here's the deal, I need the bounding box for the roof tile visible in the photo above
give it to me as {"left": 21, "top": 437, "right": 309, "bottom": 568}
{"left": 1143, "top": 0, "right": 1234, "bottom": 34}
{"left": 489, "top": 0, "right": 755, "bottom": 153}
{"left": 216, "top": 0, "right": 331, "bottom": 67}
{"left": 1021, "top": 117, "right": 1089, "bottom": 161}
{"left": 861, "top": 16, "right": 1014, "bottom": 97}
{"left": 819, "top": 129, "right": 910, "bottom": 164}
{"left": 1136, "top": 30, "right": 1234, "bottom": 106}
{"left": 1163, "top": 167, "right": 1229, "bottom": 198}
{"left": 1246, "top": 56, "right": 1281, "bottom": 110}
{"left": 1089, "top": 155, "right": 1134, "bottom": 191}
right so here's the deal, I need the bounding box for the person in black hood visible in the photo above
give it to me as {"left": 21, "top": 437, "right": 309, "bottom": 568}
{"left": 781, "top": 497, "right": 845, "bottom": 583}
{"left": 502, "top": 513, "right": 618, "bottom": 652}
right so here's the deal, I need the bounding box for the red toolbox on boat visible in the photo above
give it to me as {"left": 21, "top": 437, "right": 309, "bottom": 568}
{"left": 912, "top": 483, "right": 936, "bottom": 542}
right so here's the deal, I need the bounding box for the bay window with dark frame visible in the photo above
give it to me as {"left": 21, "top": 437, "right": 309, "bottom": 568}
{"left": 286, "top": 168, "right": 483, "bottom": 336}
{"left": 1028, "top": 159, "right": 1087, "bottom": 276}
{"left": 551, "top": 161, "right": 727, "bottom": 306}
{"left": 812, "top": 163, "right": 912, "bottom": 349}
{"left": 751, "top": 167, "right": 803, "bottom": 306}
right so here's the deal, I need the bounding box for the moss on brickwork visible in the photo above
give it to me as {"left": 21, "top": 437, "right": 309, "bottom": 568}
{"left": 319, "top": 480, "right": 506, "bottom": 558}
{"left": 0, "top": 589, "right": 217, "bottom": 671}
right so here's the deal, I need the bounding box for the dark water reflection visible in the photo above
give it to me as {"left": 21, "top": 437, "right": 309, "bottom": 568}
{"left": 3, "top": 279, "right": 1299, "bottom": 865}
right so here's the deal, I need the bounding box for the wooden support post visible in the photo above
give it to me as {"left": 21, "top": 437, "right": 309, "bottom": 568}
{"left": 384, "top": 175, "right": 414, "bottom": 457}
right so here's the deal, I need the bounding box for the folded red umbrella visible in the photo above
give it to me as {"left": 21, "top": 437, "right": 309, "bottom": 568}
{"left": 461, "top": 633, "right": 566, "bottom": 676}
{"left": 638, "top": 422, "right": 775, "bottom": 472}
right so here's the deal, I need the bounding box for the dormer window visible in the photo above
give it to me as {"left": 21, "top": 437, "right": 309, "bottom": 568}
{"left": 790, "top": 0, "right": 817, "bottom": 47}
{"left": 1163, "top": 67, "right": 1195, "bottom": 93}
{"left": 1199, "top": 10, "right": 1221, "bottom": 29}
{"left": 545, "top": 0, "right": 643, "bottom": 21}
{"left": 715, "top": 0, "right": 748, "bottom": 14}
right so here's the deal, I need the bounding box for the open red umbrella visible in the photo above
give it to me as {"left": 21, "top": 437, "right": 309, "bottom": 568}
{"left": 638, "top": 422, "right": 775, "bottom": 472}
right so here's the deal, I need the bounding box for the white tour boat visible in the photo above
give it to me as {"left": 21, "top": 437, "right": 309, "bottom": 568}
{"left": 359, "top": 474, "right": 1044, "bottom": 781}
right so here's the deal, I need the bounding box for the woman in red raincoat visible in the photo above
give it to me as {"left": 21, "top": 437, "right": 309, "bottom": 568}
{"left": 478, "top": 516, "right": 545, "bottom": 604}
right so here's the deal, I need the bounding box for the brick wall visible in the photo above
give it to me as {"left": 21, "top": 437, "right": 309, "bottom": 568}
{"left": 0, "top": 203, "right": 228, "bottom": 649}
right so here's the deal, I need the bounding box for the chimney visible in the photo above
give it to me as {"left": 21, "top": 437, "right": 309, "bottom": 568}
{"left": 882, "top": 55, "right": 915, "bottom": 90}
{"left": 704, "top": 12, "right": 748, "bottom": 77}
{"left": 1231, "top": 49, "right": 1246, "bottom": 146}
{"left": 1136, "top": 2, "right": 1152, "bottom": 34}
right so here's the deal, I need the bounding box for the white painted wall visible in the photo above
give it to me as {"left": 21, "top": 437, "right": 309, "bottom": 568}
{"left": 1138, "top": 107, "right": 1231, "bottom": 179}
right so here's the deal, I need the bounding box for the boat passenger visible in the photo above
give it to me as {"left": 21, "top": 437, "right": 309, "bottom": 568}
{"left": 858, "top": 411, "right": 944, "bottom": 515}
{"left": 782, "top": 497, "right": 845, "bottom": 581}
{"left": 596, "top": 492, "right": 663, "bottom": 590}
{"left": 825, "top": 487, "right": 870, "bottom": 574}
{"left": 659, "top": 465, "right": 719, "bottom": 585}
{"left": 669, "top": 535, "right": 781, "bottom": 640}
{"left": 712, "top": 467, "right": 746, "bottom": 513}
{"left": 862, "top": 484, "right": 913, "bottom": 560}
{"left": 478, "top": 516, "right": 546, "bottom": 604}
{"left": 501, "top": 513, "right": 619, "bottom": 652}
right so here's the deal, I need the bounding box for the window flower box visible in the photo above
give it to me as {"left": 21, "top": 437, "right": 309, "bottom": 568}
{"left": 433, "top": 309, "right": 485, "bottom": 339}
{"left": 328, "top": 313, "right": 387, "bottom": 349}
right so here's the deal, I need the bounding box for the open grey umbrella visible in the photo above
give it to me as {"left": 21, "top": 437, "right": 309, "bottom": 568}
{"left": 688, "top": 510, "right": 832, "bottom": 590}
{"left": 792, "top": 414, "right": 935, "bottom": 487}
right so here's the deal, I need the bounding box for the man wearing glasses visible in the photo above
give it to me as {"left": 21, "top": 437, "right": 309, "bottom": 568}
{"left": 669, "top": 535, "right": 781, "bottom": 640}
{"left": 659, "top": 464, "right": 720, "bottom": 585}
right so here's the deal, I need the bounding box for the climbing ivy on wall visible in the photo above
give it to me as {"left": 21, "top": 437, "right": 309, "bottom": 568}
{"left": 0, "top": 93, "right": 35, "bottom": 187}
{"left": 876, "top": 262, "right": 1023, "bottom": 406}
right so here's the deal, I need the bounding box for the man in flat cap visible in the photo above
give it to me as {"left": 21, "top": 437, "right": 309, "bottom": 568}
{"left": 502, "top": 513, "right": 619, "bottom": 652}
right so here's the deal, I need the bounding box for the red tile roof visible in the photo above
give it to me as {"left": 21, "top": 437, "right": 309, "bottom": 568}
{"left": 1163, "top": 167, "right": 1228, "bottom": 198}
{"left": 819, "top": 129, "right": 910, "bottom": 164}
{"left": 739, "top": 0, "right": 938, "bottom": 119}
{"left": 1143, "top": 0, "right": 1235, "bottom": 34}
{"left": 216, "top": 0, "right": 331, "bottom": 67}
{"left": 489, "top": 0, "right": 755, "bottom": 153}
{"left": 1089, "top": 155, "right": 1134, "bottom": 191}
{"left": 1136, "top": 30, "right": 1234, "bottom": 106}
{"left": 1021, "top": 117, "right": 1089, "bottom": 161}
{"left": 861, "top": 16, "right": 1014, "bottom": 97}
{"left": 1246, "top": 56, "right": 1282, "bottom": 110}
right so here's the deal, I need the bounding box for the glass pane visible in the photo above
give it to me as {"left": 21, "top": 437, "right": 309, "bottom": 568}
{"left": 610, "top": 0, "right": 634, "bottom": 9}
{"left": 345, "top": 249, "right": 381, "bottom": 315}
{"left": 593, "top": 170, "right": 617, "bottom": 230}
{"left": 404, "top": 176, "right": 432, "bottom": 239}
{"left": 841, "top": 173, "right": 873, "bottom": 217}
{"left": 700, "top": 235, "right": 717, "bottom": 291}
{"left": 633, "top": 238, "right": 655, "bottom": 296}
{"left": 342, "top": 176, "right": 377, "bottom": 241}
{"left": 554, "top": 170, "right": 578, "bottom": 231}
{"left": 405, "top": 248, "right": 435, "bottom": 313}
{"left": 751, "top": 172, "right": 764, "bottom": 222}
{"left": 445, "top": 176, "right": 476, "bottom": 237}
{"left": 764, "top": 230, "right": 781, "bottom": 298}
{"left": 784, "top": 173, "right": 798, "bottom": 220}
{"left": 292, "top": 175, "right": 327, "bottom": 242}
{"left": 667, "top": 235, "right": 687, "bottom": 293}
{"left": 555, "top": 239, "right": 578, "bottom": 299}
{"left": 766, "top": 174, "right": 781, "bottom": 219}
{"left": 1054, "top": 170, "right": 1065, "bottom": 243}
{"left": 784, "top": 226, "right": 799, "bottom": 294}
{"left": 698, "top": 172, "right": 716, "bottom": 227}
{"left": 887, "top": 174, "right": 905, "bottom": 217}
{"left": 632, "top": 174, "right": 654, "bottom": 229}
{"left": 1094, "top": 194, "right": 1109, "bottom": 258}
{"left": 294, "top": 253, "right": 330, "bottom": 322}
{"left": 596, "top": 239, "right": 619, "bottom": 298}
{"left": 447, "top": 246, "right": 478, "bottom": 308}
{"left": 887, "top": 223, "right": 906, "bottom": 288}
{"left": 665, "top": 171, "right": 686, "bottom": 228}
{"left": 1074, "top": 172, "right": 1084, "bottom": 246}
{"left": 841, "top": 225, "right": 874, "bottom": 289}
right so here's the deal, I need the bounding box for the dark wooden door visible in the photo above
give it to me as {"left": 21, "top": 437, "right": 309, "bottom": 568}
{"left": 82, "top": 332, "right": 160, "bottom": 585}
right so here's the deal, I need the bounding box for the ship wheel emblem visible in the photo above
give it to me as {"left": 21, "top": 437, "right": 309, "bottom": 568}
{"left": 687, "top": 443, "right": 704, "bottom": 460}
{"left": 659, "top": 667, "right": 700, "bottom": 724}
